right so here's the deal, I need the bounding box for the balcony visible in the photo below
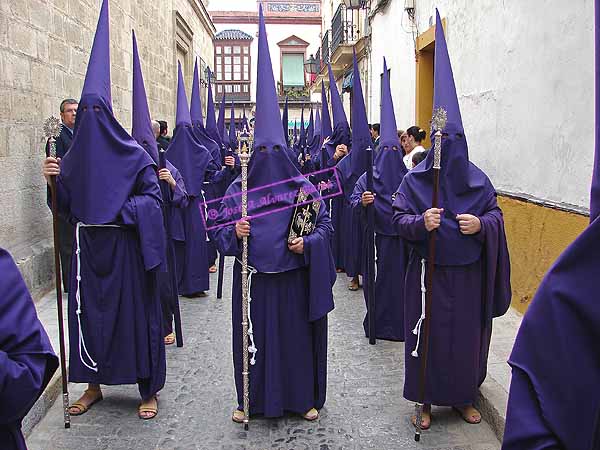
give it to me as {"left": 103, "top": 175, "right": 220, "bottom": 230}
{"left": 278, "top": 82, "right": 310, "bottom": 101}
{"left": 215, "top": 82, "right": 251, "bottom": 101}
{"left": 307, "top": 4, "right": 368, "bottom": 95}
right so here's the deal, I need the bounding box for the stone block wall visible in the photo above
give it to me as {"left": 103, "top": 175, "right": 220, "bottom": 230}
{"left": 0, "top": 0, "right": 214, "bottom": 295}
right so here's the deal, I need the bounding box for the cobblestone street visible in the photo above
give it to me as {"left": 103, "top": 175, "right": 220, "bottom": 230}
{"left": 27, "top": 259, "right": 500, "bottom": 450}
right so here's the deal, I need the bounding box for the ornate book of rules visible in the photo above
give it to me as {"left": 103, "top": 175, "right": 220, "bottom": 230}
{"left": 288, "top": 187, "right": 321, "bottom": 243}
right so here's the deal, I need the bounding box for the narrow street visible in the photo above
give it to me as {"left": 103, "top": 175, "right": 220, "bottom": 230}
{"left": 27, "top": 259, "right": 500, "bottom": 450}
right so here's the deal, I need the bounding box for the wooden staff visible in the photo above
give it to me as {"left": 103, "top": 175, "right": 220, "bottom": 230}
{"left": 158, "top": 149, "right": 183, "bottom": 347}
{"left": 414, "top": 107, "right": 447, "bottom": 442}
{"left": 239, "top": 140, "right": 251, "bottom": 430}
{"left": 365, "top": 147, "right": 376, "bottom": 345}
{"left": 43, "top": 116, "right": 70, "bottom": 429}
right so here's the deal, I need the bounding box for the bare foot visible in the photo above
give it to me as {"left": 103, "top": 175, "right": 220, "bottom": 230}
{"left": 454, "top": 405, "right": 481, "bottom": 424}
{"left": 348, "top": 277, "right": 359, "bottom": 291}
{"left": 303, "top": 408, "right": 319, "bottom": 421}
{"left": 209, "top": 265, "right": 217, "bottom": 273}
{"left": 68, "top": 386, "right": 103, "bottom": 415}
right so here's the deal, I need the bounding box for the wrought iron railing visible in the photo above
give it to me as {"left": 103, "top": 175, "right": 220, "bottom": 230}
{"left": 331, "top": 4, "right": 344, "bottom": 55}
{"left": 277, "top": 82, "right": 310, "bottom": 100}
{"left": 322, "top": 30, "right": 330, "bottom": 66}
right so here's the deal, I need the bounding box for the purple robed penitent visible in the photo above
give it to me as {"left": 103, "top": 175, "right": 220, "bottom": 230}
{"left": 350, "top": 58, "right": 409, "bottom": 341}
{"left": 392, "top": 10, "right": 511, "bottom": 406}
{"left": 57, "top": 0, "right": 166, "bottom": 400}
{"left": 502, "top": 2, "right": 600, "bottom": 449}
{"left": 212, "top": 7, "right": 335, "bottom": 417}
{"left": 166, "top": 63, "right": 218, "bottom": 296}
{"left": 132, "top": 31, "right": 189, "bottom": 336}
{"left": 329, "top": 52, "right": 369, "bottom": 278}
{"left": 0, "top": 248, "right": 59, "bottom": 450}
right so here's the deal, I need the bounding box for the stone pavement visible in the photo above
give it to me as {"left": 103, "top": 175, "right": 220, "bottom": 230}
{"left": 27, "top": 258, "right": 502, "bottom": 450}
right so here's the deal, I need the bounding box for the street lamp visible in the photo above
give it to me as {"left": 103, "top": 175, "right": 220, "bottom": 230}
{"left": 304, "top": 54, "right": 319, "bottom": 75}
{"left": 343, "top": 0, "right": 366, "bottom": 9}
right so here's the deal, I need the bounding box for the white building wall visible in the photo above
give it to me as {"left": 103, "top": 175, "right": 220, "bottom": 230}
{"left": 370, "top": 0, "right": 594, "bottom": 209}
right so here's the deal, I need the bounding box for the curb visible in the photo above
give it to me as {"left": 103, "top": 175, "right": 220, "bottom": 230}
{"left": 475, "top": 374, "right": 508, "bottom": 442}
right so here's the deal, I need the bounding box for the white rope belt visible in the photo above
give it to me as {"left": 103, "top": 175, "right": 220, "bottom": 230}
{"left": 411, "top": 258, "right": 427, "bottom": 358}
{"left": 200, "top": 189, "right": 210, "bottom": 242}
{"left": 236, "top": 258, "right": 258, "bottom": 365}
{"left": 75, "top": 222, "right": 122, "bottom": 372}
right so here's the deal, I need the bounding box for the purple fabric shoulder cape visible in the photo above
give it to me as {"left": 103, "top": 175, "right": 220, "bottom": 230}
{"left": 0, "top": 248, "right": 58, "bottom": 450}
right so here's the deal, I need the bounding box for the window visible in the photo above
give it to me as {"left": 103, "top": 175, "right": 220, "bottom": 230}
{"left": 217, "top": 85, "right": 222, "bottom": 93}
{"left": 282, "top": 53, "right": 305, "bottom": 87}
{"left": 214, "top": 40, "right": 251, "bottom": 99}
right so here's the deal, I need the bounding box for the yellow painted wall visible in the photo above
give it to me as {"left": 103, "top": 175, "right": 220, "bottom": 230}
{"left": 499, "top": 196, "right": 588, "bottom": 313}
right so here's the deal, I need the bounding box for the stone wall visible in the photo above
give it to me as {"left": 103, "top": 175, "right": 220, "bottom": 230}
{"left": 0, "top": 0, "right": 215, "bottom": 295}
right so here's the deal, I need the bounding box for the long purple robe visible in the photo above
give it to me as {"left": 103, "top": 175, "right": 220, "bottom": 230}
{"left": 159, "top": 163, "right": 188, "bottom": 335}
{"left": 0, "top": 249, "right": 59, "bottom": 450}
{"left": 393, "top": 191, "right": 510, "bottom": 405}
{"left": 56, "top": 166, "right": 166, "bottom": 400}
{"left": 329, "top": 154, "right": 363, "bottom": 277}
{"left": 213, "top": 200, "right": 335, "bottom": 416}
{"left": 351, "top": 174, "right": 408, "bottom": 341}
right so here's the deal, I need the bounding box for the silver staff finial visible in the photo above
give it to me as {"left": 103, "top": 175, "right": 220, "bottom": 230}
{"left": 43, "top": 116, "right": 62, "bottom": 140}
{"left": 430, "top": 107, "right": 447, "bottom": 170}
{"left": 431, "top": 107, "right": 447, "bottom": 132}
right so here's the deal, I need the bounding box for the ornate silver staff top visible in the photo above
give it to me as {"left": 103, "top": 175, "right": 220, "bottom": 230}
{"left": 430, "top": 107, "right": 447, "bottom": 170}
{"left": 43, "top": 116, "right": 63, "bottom": 158}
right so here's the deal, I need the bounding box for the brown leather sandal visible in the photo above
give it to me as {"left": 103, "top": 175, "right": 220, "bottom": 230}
{"left": 138, "top": 396, "right": 158, "bottom": 420}
{"left": 68, "top": 389, "right": 103, "bottom": 416}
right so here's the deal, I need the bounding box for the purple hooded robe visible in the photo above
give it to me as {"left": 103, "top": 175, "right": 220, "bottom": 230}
{"left": 212, "top": 7, "right": 336, "bottom": 417}
{"left": 0, "top": 248, "right": 59, "bottom": 450}
{"left": 351, "top": 58, "right": 409, "bottom": 341}
{"left": 392, "top": 10, "right": 511, "bottom": 406}
{"left": 132, "top": 32, "right": 189, "bottom": 336}
{"left": 502, "top": 2, "right": 600, "bottom": 448}
{"left": 55, "top": 0, "right": 166, "bottom": 400}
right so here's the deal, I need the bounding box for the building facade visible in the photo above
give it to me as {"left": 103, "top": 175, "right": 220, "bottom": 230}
{"left": 1, "top": 0, "right": 216, "bottom": 295}
{"left": 308, "top": 0, "right": 594, "bottom": 312}
{"left": 209, "top": 0, "right": 322, "bottom": 131}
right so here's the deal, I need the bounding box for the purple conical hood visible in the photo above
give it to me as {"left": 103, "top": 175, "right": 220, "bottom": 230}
{"left": 205, "top": 72, "right": 222, "bottom": 149}
{"left": 350, "top": 50, "right": 370, "bottom": 178}
{"left": 189, "top": 64, "right": 221, "bottom": 162}
{"left": 307, "top": 108, "right": 314, "bottom": 142}
{"left": 282, "top": 96, "right": 289, "bottom": 142}
{"left": 299, "top": 107, "right": 306, "bottom": 149}
{"left": 308, "top": 108, "right": 322, "bottom": 158}
{"left": 81, "top": 0, "right": 112, "bottom": 110}
{"left": 320, "top": 81, "right": 332, "bottom": 139}
{"left": 190, "top": 59, "right": 204, "bottom": 127}
{"left": 328, "top": 64, "right": 347, "bottom": 127}
{"left": 176, "top": 63, "right": 192, "bottom": 127}
{"left": 229, "top": 101, "right": 237, "bottom": 150}
{"left": 253, "top": 5, "right": 286, "bottom": 149}
{"left": 217, "top": 93, "right": 229, "bottom": 149}
{"left": 223, "top": 6, "right": 311, "bottom": 274}
{"left": 379, "top": 58, "right": 403, "bottom": 153}
{"left": 395, "top": 10, "right": 495, "bottom": 266}
{"left": 167, "top": 65, "right": 213, "bottom": 196}
{"left": 131, "top": 30, "right": 159, "bottom": 164}
{"left": 61, "top": 1, "right": 154, "bottom": 225}
{"left": 372, "top": 57, "right": 407, "bottom": 235}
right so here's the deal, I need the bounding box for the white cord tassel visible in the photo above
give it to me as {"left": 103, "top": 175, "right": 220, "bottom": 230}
{"left": 411, "top": 258, "right": 427, "bottom": 358}
{"left": 200, "top": 189, "right": 210, "bottom": 242}
{"left": 246, "top": 265, "right": 258, "bottom": 365}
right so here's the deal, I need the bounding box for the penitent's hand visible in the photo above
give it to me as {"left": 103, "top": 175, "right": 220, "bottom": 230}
{"left": 43, "top": 156, "right": 61, "bottom": 183}
{"left": 361, "top": 191, "right": 375, "bottom": 207}
{"left": 236, "top": 219, "right": 250, "bottom": 238}
{"left": 456, "top": 214, "right": 481, "bottom": 235}
{"left": 424, "top": 208, "right": 444, "bottom": 232}
{"left": 158, "top": 168, "right": 176, "bottom": 189}
{"left": 224, "top": 156, "right": 235, "bottom": 167}
{"left": 288, "top": 237, "right": 304, "bottom": 254}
